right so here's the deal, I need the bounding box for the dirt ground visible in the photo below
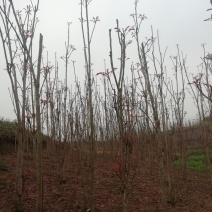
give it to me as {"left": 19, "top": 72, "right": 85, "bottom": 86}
{"left": 1, "top": 145, "right": 212, "bottom": 212}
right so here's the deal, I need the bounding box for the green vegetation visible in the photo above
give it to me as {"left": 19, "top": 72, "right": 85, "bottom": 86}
{"left": 0, "top": 118, "right": 49, "bottom": 146}
{"left": 0, "top": 118, "right": 16, "bottom": 131}
{"left": 173, "top": 149, "right": 212, "bottom": 173}
{"left": 0, "top": 118, "right": 16, "bottom": 144}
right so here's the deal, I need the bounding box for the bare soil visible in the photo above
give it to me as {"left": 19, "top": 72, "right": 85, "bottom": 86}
{"left": 1, "top": 144, "right": 212, "bottom": 212}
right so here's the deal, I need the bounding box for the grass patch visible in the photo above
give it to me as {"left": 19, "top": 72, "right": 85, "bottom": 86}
{"left": 173, "top": 149, "right": 212, "bottom": 173}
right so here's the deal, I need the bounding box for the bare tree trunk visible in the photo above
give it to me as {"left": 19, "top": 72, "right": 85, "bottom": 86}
{"left": 35, "top": 34, "right": 43, "bottom": 212}
{"left": 15, "top": 131, "right": 24, "bottom": 212}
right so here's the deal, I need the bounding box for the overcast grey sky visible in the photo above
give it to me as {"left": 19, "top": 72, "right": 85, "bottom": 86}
{"left": 0, "top": 0, "right": 212, "bottom": 121}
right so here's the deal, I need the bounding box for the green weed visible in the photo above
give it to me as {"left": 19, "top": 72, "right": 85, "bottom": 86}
{"left": 173, "top": 149, "right": 212, "bottom": 173}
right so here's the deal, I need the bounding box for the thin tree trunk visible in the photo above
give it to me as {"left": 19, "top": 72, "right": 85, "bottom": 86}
{"left": 35, "top": 34, "right": 43, "bottom": 212}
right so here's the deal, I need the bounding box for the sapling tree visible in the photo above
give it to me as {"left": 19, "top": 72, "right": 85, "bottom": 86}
{"left": 79, "top": 0, "right": 99, "bottom": 210}
{"left": 132, "top": 1, "right": 161, "bottom": 134}
{"left": 186, "top": 44, "right": 212, "bottom": 182}
{"left": 54, "top": 22, "right": 76, "bottom": 183}
{"left": 131, "top": 0, "right": 185, "bottom": 208}
{"left": 168, "top": 47, "right": 187, "bottom": 181}
{"left": 41, "top": 56, "right": 54, "bottom": 156}
{"left": 60, "top": 22, "right": 76, "bottom": 143}
{"left": 0, "top": 6, "right": 29, "bottom": 208}
{"left": 131, "top": 1, "right": 168, "bottom": 208}
{"left": 107, "top": 18, "right": 138, "bottom": 211}
{"left": 0, "top": 0, "right": 44, "bottom": 211}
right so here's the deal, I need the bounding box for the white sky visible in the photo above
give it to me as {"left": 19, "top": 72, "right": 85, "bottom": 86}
{"left": 0, "top": 0, "right": 212, "bottom": 121}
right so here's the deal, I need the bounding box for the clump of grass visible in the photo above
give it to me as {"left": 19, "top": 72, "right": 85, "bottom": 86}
{"left": 173, "top": 149, "right": 212, "bottom": 173}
